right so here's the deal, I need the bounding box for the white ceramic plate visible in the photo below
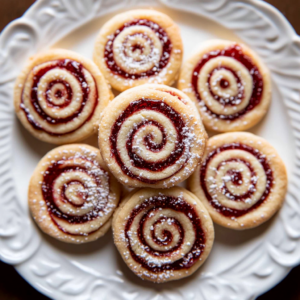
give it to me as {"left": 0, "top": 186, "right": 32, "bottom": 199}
{"left": 1, "top": 0, "right": 300, "bottom": 299}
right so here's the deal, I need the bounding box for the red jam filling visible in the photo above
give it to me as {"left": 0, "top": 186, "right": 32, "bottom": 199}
{"left": 46, "top": 79, "right": 72, "bottom": 108}
{"left": 227, "top": 169, "right": 243, "bottom": 186}
{"left": 61, "top": 180, "right": 87, "bottom": 207}
{"left": 125, "top": 196, "right": 206, "bottom": 272}
{"left": 131, "top": 120, "right": 167, "bottom": 152}
{"left": 42, "top": 158, "right": 108, "bottom": 234}
{"left": 208, "top": 67, "right": 244, "bottom": 106}
{"left": 150, "top": 217, "right": 183, "bottom": 247}
{"left": 217, "top": 158, "right": 256, "bottom": 202}
{"left": 220, "top": 78, "right": 229, "bottom": 88}
{"left": 104, "top": 19, "right": 172, "bottom": 79}
{"left": 192, "top": 44, "right": 264, "bottom": 119}
{"left": 200, "top": 143, "right": 273, "bottom": 218}
{"left": 110, "top": 99, "right": 188, "bottom": 183}
{"left": 20, "top": 59, "right": 98, "bottom": 136}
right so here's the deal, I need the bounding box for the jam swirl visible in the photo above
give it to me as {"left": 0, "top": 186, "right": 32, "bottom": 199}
{"left": 200, "top": 143, "right": 273, "bottom": 218}
{"left": 104, "top": 19, "right": 172, "bottom": 79}
{"left": 110, "top": 99, "right": 192, "bottom": 184}
{"left": 124, "top": 196, "right": 206, "bottom": 272}
{"left": 41, "top": 155, "right": 112, "bottom": 235}
{"left": 192, "top": 44, "right": 264, "bottom": 120}
{"left": 20, "top": 59, "right": 98, "bottom": 136}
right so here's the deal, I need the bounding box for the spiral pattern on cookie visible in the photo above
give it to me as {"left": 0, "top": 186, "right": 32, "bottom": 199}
{"left": 43, "top": 157, "right": 110, "bottom": 235}
{"left": 178, "top": 40, "right": 271, "bottom": 131}
{"left": 126, "top": 196, "right": 204, "bottom": 271}
{"left": 192, "top": 44, "right": 263, "bottom": 120}
{"left": 113, "top": 188, "right": 214, "bottom": 282}
{"left": 28, "top": 145, "right": 120, "bottom": 243}
{"left": 104, "top": 19, "right": 171, "bottom": 79}
{"left": 99, "top": 86, "right": 207, "bottom": 188}
{"left": 111, "top": 99, "right": 191, "bottom": 183}
{"left": 20, "top": 59, "right": 98, "bottom": 136}
{"left": 189, "top": 132, "right": 287, "bottom": 229}
{"left": 94, "top": 10, "right": 183, "bottom": 91}
{"left": 14, "top": 50, "right": 111, "bottom": 144}
{"left": 200, "top": 143, "right": 273, "bottom": 218}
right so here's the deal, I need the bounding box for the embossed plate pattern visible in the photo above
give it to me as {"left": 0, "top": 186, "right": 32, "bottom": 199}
{"left": 1, "top": 0, "right": 300, "bottom": 299}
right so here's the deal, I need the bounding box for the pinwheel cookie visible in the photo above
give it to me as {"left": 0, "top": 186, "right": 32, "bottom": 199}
{"left": 28, "top": 144, "right": 120, "bottom": 243}
{"left": 98, "top": 84, "right": 207, "bottom": 188}
{"left": 93, "top": 9, "right": 183, "bottom": 91}
{"left": 14, "top": 49, "right": 111, "bottom": 144}
{"left": 188, "top": 132, "right": 287, "bottom": 229}
{"left": 178, "top": 39, "right": 271, "bottom": 132}
{"left": 113, "top": 187, "right": 214, "bottom": 282}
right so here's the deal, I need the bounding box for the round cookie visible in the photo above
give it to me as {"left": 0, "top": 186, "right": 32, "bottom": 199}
{"left": 14, "top": 49, "right": 112, "bottom": 144}
{"left": 93, "top": 9, "right": 183, "bottom": 92}
{"left": 178, "top": 39, "right": 271, "bottom": 132}
{"left": 98, "top": 84, "right": 207, "bottom": 188}
{"left": 28, "top": 144, "right": 121, "bottom": 243}
{"left": 112, "top": 187, "right": 214, "bottom": 282}
{"left": 188, "top": 132, "right": 287, "bottom": 230}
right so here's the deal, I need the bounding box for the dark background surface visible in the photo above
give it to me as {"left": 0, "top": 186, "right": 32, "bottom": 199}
{"left": 0, "top": 0, "right": 299, "bottom": 299}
